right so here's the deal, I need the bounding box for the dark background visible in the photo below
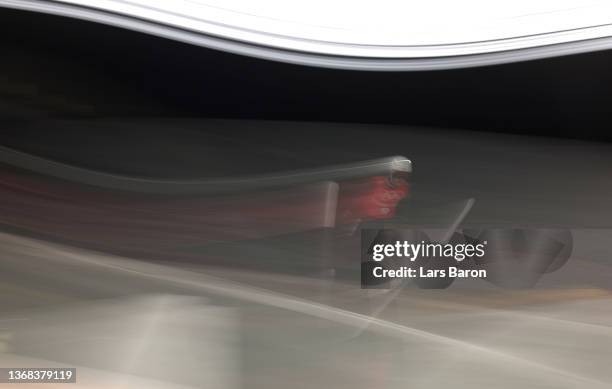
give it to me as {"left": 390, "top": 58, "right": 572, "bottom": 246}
{"left": 0, "top": 7, "right": 611, "bottom": 141}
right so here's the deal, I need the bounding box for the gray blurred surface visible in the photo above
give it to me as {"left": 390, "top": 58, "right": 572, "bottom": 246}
{"left": 0, "top": 231, "right": 611, "bottom": 388}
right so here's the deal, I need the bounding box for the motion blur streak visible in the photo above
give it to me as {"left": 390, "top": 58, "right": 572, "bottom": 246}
{"left": 0, "top": 146, "right": 410, "bottom": 194}
{"left": 4, "top": 1, "right": 612, "bottom": 69}
{"left": 1, "top": 123, "right": 612, "bottom": 388}
{"left": 0, "top": 153, "right": 408, "bottom": 269}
